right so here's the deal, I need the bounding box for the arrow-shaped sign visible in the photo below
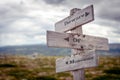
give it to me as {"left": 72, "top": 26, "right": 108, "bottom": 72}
{"left": 55, "top": 5, "right": 94, "bottom": 32}
{"left": 47, "top": 31, "right": 109, "bottom": 50}
{"left": 56, "top": 50, "right": 98, "bottom": 73}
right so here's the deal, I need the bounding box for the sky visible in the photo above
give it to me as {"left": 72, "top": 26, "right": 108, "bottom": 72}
{"left": 0, "top": 0, "right": 120, "bottom": 46}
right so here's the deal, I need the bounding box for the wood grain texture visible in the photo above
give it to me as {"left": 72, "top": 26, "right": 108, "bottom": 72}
{"left": 56, "top": 50, "right": 98, "bottom": 73}
{"left": 72, "top": 69, "right": 85, "bottom": 80}
{"left": 47, "top": 31, "right": 109, "bottom": 50}
{"left": 70, "top": 20, "right": 85, "bottom": 80}
{"left": 55, "top": 5, "right": 94, "bottom": 32}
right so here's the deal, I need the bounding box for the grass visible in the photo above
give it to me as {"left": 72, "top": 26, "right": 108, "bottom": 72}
{"left": 92, "top": 75, "right": 120, "bottom": 80}
{"left": 0, "top": 55, "right": 120, "bottom": 80}
{"left": 0, "top": 63, "right": 17, "bottom": 67}
{"left": 103, "top": 67, "right": 120, "bottom": 74}
{"left": 85, "top": 56, "right": 120, "bottom": 80}
{"left": 92, "top": 66, "right": 120, "bottom": 80}
{"left": 28, "top": 76, "right": 57, "bottom": 80}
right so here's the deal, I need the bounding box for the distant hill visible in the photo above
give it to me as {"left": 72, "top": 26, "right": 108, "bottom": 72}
{"left": 0, "top": 45, "right": 71, "bottom": 56}
{"left": 0, "top": 44, "right": 120, "bottom": 56}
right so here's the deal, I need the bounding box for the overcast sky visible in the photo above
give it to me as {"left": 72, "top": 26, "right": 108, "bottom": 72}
{"left": 0, "top": 0, "right": 120, "bottom": 46}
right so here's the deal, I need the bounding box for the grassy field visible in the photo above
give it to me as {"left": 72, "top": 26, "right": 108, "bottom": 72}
{"left": 0, "top": 55, "right": 120, "bottom": 80}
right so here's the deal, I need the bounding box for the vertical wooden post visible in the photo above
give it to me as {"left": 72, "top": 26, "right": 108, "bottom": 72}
{"left": 71, "top": 27, "right": 85, "bottom": 80}
{"left": 70, "top": 8, "right": 85, "bottom": 80}
{"left": 72, "top": 69, "right": 85, "bottom": 80}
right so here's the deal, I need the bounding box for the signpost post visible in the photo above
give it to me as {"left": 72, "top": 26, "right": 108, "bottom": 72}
{"left": 46, "top": 5, "right": 109, "bottom": 80}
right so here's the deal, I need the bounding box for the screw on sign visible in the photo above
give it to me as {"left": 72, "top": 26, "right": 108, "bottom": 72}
{"left": 46, "top": 5, "right": 109, "bottom": 80}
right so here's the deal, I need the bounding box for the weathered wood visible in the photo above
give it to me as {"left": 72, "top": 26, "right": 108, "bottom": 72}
{"left": 55, "top": 5, "right": 94, "bottom": 32}
{"left": 56, "top": 50, "right": 98, "bottom": 73}
{"left": 71, "top": 26, "right": 85, "bottom": 80}
{"left": 72, "top": 69, "right": 85, "bottom": 80}
{"left": 46, "top": 5, "right": 109, "bottom": 80}
{"left": 47, "top": 31, "right": 109, "bottom": 50}
{"left": 70, "top": 17, "right": 85, "bottom": 80}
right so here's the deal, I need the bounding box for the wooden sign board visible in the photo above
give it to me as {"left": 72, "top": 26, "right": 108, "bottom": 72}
{"left": 56, "top": 50, "right": 98, "bottom": 73}
{"left": 47, "top": 31, "right": 109, "bottom": 50}
{"left": 55, "top": 5, "right": 94, "bottom": 32}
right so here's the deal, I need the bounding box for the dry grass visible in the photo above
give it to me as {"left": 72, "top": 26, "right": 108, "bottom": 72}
{"left": 0, "top": 55, "right": 120, "bottom": 80}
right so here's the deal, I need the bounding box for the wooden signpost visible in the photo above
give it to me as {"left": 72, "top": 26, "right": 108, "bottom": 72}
{"left": 55, "top": 5, "right": 94, "bottom": 32}
{"left": 46, "top": 5, "right": 109, "bottom": 80}
{"left": 47, "top": 31, "right": 109, "bottom": 50}
{"left": 56, "top": 50, "right": 98, "bottom": 73}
